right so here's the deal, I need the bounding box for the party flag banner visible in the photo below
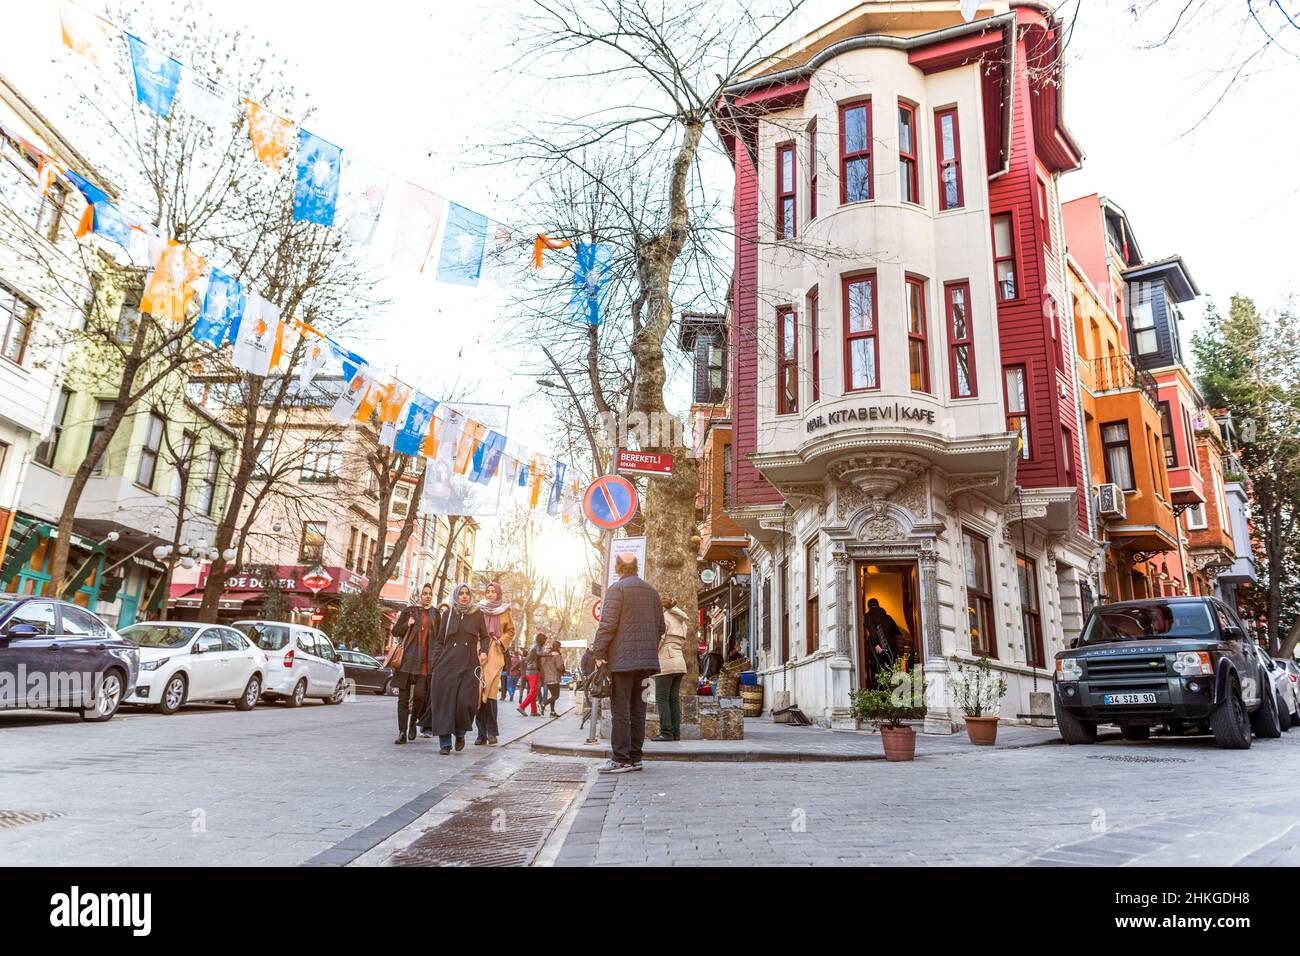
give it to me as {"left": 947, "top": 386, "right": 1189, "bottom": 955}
{"left": 394, "top": 392, "right": 437, "bottom": 457}
{"left": 268, "top": 313, "right": 299, "bottom": 371}
{"left": 126, "top": 34, "right": 182, "bottom": 118}
{"left": 327, "top": 340, "right": 366, "bottom": 382}
{"left": 244, "top": 100, "right": 294, "bottom": 171}
{"left": 193, "top": 268, "right": 244, "bottom": 348}
{"left": 568, "top": 241, "right": 613, "bottom": 327}
{"left": 293, "top": 129, "right": 342, "bottom": 226}
{"left": 176, "top": 69, "right": 235, "bottom": 127}
{"left": 337, "top": 157, "right": 388, "bottom": 246}
{"left": 392, "top": 182, "right": 445, "bottom": 272}
{"left": 471, "top": 430, "right": 507, "bottom": 485}
{"left": 331, "top": 366, "right": 373, "bottom": 424}
{"left": 377, "top": 383, "right": 411, "bottom": 425}
{"left": 479, "top": 222, "right": 515, "bottom": 288}
{"left": 436, "top": 202, "right": 488, "bottom": 286}
{"left": 547, "top": 460, "right": 567, "bottom": 516}
{"left": 58, "top": 0, "right": 116, "bottom": 67}
{"left": 140, "top": 242, "right": 207, "bottom": 324}
{"left": 64, "top": 169, "right": 132, "bottom": 248}
{"left": 230, "top": 293, "right": 280, "bottom": 376}
{"left": 299, "top": 337, "right": 328, "bottom": 388}
{"left": 532, "top": 233, "right": 570, "bottom": 270}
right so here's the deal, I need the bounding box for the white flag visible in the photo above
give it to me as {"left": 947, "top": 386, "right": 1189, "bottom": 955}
{"left": 330, "top": 367, "right": 371, "bottom": 424}
{"left": 378, "top": 421, "right": 397, "bottom": 449}
{"left": 299, "top": 338, "right": 327, "bottom": 388}
{"left": 337, "top": 157, "right": 389, "bottom": 246}
{"left": 479, "top": 221, "right": 516, "bottom": 288}
{"left": 230, "top": 294, "right": 280, "bottom": 376}
{"left": 176, "top": 68, "right": 235, "bottom": 126}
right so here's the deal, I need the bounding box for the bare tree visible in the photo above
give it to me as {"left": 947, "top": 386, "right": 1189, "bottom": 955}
{"left": 484, "top": 503, "right": 552, "bottom": 641}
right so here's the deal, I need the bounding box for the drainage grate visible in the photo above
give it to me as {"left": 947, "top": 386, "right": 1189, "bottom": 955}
{"left": 391, "top": 761, "right": 587, "bottom": 867}
{"left": 0, "top": 810, "right": 65, "bottom": 830}
{"left": 1088, "top": 754, "right": 1191, "bottom": 764}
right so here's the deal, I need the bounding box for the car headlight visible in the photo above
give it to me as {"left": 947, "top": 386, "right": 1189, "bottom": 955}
{"left": 1172, "top": 651, "right": 1212, "bottom": 676}
{"left": 140, "top": 657, "right": 170, "bottom": 672}
{"left": 1056, "top": 658, "right": 1083, "bottom": 682}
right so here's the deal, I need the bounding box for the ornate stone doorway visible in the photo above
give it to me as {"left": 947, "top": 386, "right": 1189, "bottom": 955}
{"left": 856, "top": 561, "right": 919, "bottom": 688}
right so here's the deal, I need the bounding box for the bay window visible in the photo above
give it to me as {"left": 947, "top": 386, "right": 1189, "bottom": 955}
{"left": 776, "top": 306, "right": 798, "bottom": 414}
{"left": 839, "top": 100, "right": 872, "bottom": 203}
{"left": 1004, "top": 366, "right": 1030, "bottom": 459}
{"left": 945, "top": 281, "right": 976, "bottom": 397}
{"left": 776, "top": 143, "right": 796, "bottom": 239}
{"left": 898, "top": 102, "right": 918, "bottom": 204}
{"left": 842, "top": 274, "right": 878, "bottom": 391}
{"left": 935, "top": 107, "right": 963, "bottom": 210}
{"left": 1130, "top": 296, "right": 1158, "bottom": 354}
{"left": 1101, "top": 420, "right": 1136, "bottom": 491}
{"left": 905, "top": 276, "right": 929, "bottom": 392}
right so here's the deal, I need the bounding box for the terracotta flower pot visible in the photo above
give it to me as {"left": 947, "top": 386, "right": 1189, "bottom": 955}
{"left": 963, "top": 715, "right": 999, "bottom": 745}
{"left": 879, "top": 724, "right": 916, "bottom": 762}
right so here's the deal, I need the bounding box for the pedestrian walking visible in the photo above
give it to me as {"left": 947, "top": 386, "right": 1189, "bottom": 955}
{"left": 504, "top": 646, "right": 522, "bottom": 701}
{"left": 651, "top": 596, "right": 690, "bottom": 742}
{"left": 389, "top": 584, "right": 438, "bottom": 745}
{"left": 592, "top": 553, "right": 664, "bottom": 773}
{"left": 517, "top": 632, "right": 548, "bottom": 716}
{"left": 475, "top": 581, "right": 514, "bottom": 745}
{"left": 428, "top": 583, "right": 490, "bottom": 755}
{"left": 540, "top": 638, "right": 564, "bottom": 718}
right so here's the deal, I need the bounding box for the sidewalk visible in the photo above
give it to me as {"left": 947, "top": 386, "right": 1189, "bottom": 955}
{"left": 527, "top": 708, "right": 1061, "bottom": 762}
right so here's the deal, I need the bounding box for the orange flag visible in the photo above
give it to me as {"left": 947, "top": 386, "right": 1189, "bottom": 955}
{"left": 353, "top": 376, "right": 389, "bottom": 423}
{"left": 532, "top": 233, "right": 571, "bottom": 270}
{"left": 377, "top": 383, "right": 410, "bottom": 425}
{"left": 58, "top": 0, "right": 116, "bottom": 67}
{"left": 140, "top": 242, "right": 207, "bottom": 323}
{"left": 244, "top": 100, "right": 294, "bottom": 170}
{"left": 453, "top": 420, "right": 485, "bottom": 475}
{"left": 268, "top": 316, "right": 299, "bottom": 372}
{"left": 527, "top": 455, "right": 547, "bottom": 509}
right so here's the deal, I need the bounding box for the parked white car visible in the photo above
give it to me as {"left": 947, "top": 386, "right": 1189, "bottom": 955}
{"left": 120, "top": 622, "right": 267, "bottom": 714}
{"left": 233, "top": 620, "right": 346, "bottom": 707}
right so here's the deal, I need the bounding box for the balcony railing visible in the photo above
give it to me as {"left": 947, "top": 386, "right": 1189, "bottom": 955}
{"left": 1080, "top": 354, "right": 1159, "bottom": 408}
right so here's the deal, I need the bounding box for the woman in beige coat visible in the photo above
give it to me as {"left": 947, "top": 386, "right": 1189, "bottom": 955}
{"left": 652, "top": 596, "right": 690, "bottom": 742}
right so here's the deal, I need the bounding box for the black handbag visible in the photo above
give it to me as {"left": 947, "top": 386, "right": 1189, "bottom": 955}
{"left": 586, "top": 663, "right": 614, "bottom": 699}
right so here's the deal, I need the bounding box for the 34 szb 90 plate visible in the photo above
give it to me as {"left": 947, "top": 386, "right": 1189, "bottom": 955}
{"left": 1103, "top": 693, "right": 1157, "bottom": 705}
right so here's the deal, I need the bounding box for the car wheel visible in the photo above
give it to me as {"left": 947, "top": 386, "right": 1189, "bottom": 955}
{"left": 1055, "top": 702, "right": 1097, "bottom": 744}
{"left": 285, "top": 679, "right": 307, "bottom": 708}
{"left": 1279, "top": 697, "right": 1293, "bottom": 732}
{"left": 1210, "top": 679, "right": 1252, "bottom": 749}
{"left": 235, "top": 675, "right": 261, "bottom": 712}
{"left": 155, "top": 674, "right": 187, "bottom": 715}
{"left": 1120, "top": 724, "right": 1150, "bottom": 742}
{"left": 1250, "top": 681, "right": 1283, "bottom": 739}
{"left": 81, "top": 669, "right": 125, "bottom": 722}
{"left": 322, "top": 680, "right": 345, "bottom": 705}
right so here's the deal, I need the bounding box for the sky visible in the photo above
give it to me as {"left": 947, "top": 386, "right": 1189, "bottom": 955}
{"left": 3, "top": 0, "right": 1296, "bottom": 579}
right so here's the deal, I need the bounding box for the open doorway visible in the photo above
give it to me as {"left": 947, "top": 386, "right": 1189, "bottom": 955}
{"left": 856, "top": 562, "right": 920, "bottom": 688}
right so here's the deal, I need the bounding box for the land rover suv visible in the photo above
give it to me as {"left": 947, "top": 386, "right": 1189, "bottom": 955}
{"left": 1054, "top": 597, "right": 1282, "bottom": 749}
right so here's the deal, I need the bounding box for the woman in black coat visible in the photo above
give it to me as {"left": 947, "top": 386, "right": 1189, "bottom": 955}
{"left": 429, "top": 583, "right": 490, "bottom": 755}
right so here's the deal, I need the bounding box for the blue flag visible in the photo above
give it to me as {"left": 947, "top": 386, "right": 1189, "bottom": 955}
{"left": 194, "top": 269, "right": 245, "bottom": 348}
{"left": 64, "top": 170, "right": 132, "bottom": 247}
{"left": 471, "top": 431, "right": 507, "bottom": 484}
{"left": 517, "top": 460, "right": 530, "bottom": 488}
{"left": 547, "top": 461, "right": 567, "bottom": 516}
{"left": 394, "top": 393, "right": 437, "bottom": 457}
{"left": 327, "top": 340, "right": 366, "bottom": 381}
{"left": 293, "top": 129, "right": 342, "bottom": 226}
{"left": 435, "top": 202, "right": 488, "bottom": 285}
{"left": 126, "top": 35, "right": 182, "bottom": 117}
{"left": 567, "top": 242, "right": 613, "bottom": 326}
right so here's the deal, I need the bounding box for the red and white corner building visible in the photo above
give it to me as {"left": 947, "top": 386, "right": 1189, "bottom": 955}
{"left": 717, "top": 0, "right": 1098, "bottom": 730}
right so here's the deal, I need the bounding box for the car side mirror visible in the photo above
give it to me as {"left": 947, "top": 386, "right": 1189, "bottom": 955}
{"left": 3, "top": 623, "right": 40, "bottom": 640}
{"left": 192, "top": 643, "right": 204, "bottom": 654}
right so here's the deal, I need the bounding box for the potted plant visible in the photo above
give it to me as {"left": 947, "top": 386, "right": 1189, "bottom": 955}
{"left": 954, "top": 655, "right": 1007, "bottom": 745}
{"left": 848, "top": 664, "right": 926, "bottom": 761}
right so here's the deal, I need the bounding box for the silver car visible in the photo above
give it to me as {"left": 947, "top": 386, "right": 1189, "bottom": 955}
{"left": 1272, "top": 657, "right": 1300, "bottom": 727}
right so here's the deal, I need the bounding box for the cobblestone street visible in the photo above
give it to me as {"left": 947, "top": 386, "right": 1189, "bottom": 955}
{"left": 6, "top": 697, "right": 1300, "bottom": 867}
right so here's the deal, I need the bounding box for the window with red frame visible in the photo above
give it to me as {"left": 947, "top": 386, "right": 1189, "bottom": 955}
{"left": 992, "top": 213, "right": 1017, "bottom": 300}
{"left": 945, "top": 281, "right": 976, "bottom": 397}
{"left": 1004, "top": 365, "right": 1030, "bottom": 459}
{"left": 905, "top": 276, "right": 930, "bottom": 392}
{"left": 935, "top": 107, "right": 963, "bottom": 210}
{"left": 807, "top": 120, "right": 818, "bottom": 221}
{"left": 776, "top": 143, "right": 796, "bottom": 239}
{"left": 808, "top": 286, "right": 820, "bottom": 402}
{"left": 898, "top": 102, "right": 918, "bottom": 204}
{"left": 776, "top": 306, "right": 798, "bottom": 414}
{"left": 843, "top": 275, "right": 878, "bottom": 391}
{"left": 839, "top": 100, "right": 872, "bottom": 203}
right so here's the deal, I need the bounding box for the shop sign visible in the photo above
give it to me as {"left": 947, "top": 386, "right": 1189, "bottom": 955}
{"left": 301, "top": 567, "right": 333, "bottom": 594}
{"left": 805, "top": 403, "right": 937, "bottom": 433}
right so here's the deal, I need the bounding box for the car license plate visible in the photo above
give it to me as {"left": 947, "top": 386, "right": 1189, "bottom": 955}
{"left": 1103, "top": 693, "right": 1157, "bottom": 705}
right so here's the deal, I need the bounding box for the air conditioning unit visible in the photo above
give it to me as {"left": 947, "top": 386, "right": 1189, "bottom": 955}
{"left": 1095, "top": 483, "right": 1127, "bottom": 520}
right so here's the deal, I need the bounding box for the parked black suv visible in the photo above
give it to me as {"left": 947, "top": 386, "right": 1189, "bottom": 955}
{"left": 0, "top": 595, "right": 140, "bottom": 722}
{"left": 1054, "top": 597, "right": 1281, "bottom": 749}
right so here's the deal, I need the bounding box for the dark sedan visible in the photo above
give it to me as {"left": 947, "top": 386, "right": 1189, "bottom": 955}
{"left": 337, "top": 649, "right": 394, "bottom": 695}
{"left": 0, "top": 594, "right": 140, "bottom": 721}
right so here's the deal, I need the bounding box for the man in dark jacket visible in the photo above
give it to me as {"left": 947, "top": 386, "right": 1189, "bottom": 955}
{"left": 592, "top": 553, "right": 664, "bottom": 773}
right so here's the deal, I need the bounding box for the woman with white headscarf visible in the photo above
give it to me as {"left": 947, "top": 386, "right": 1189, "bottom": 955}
{"left": 474, "top": 580, "right": 514, "bottom": 745}
{"left": 428, "top": 583, "right": 490, "bottom": 755}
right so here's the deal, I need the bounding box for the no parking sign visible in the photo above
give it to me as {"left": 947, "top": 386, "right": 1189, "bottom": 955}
{"left": 583, "top": 475, "right": 638, "bottom": 530}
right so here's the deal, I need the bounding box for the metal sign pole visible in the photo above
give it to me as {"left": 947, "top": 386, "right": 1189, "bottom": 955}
{"left": 586, "top": 460, "right": 620, "bottom": 746}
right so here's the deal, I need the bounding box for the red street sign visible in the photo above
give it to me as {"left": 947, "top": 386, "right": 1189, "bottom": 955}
{"left": 617, "top": 449, "right": 673, "bottom": 477}
{"left": 583, "top": 475, "right": 638, "bottom": 530}
{"left": 592, "top": 599, "right": 602, "bottom": 622}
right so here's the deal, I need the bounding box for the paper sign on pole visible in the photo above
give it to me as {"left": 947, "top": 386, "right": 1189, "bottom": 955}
{"left": 606, "top": 536, "right": 647, "bottom": 590}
